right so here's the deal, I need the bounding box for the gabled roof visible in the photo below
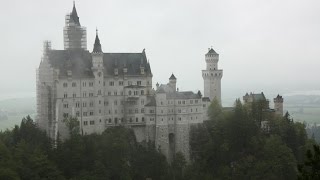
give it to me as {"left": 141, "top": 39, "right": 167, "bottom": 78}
{"left": 252, "top": 93, "right": 266, "bottom": 101}
{"left": 166, "top": 91, "right": 200, "bottom": 99}
{"left": 47, "top": 49, "right": 152, "bottom": 78}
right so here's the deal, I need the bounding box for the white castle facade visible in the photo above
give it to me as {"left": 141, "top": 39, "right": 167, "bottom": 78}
{"left": 36, "top": 4, "right": 222, "bottom": 161}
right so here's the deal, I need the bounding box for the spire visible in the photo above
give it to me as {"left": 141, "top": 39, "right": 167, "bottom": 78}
{"left": 169, "top": 73, "right": 176, "bottom": 80}
{"left": 70, "top": 1, "right": 80, "bottom": 26}
{"left": 93, "top": 29, "right": 103, "bottom": 53}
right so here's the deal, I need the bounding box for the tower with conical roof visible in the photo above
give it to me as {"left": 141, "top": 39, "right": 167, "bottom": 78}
{"left": 63, "top": 2, "right": 87, "bottom": 50}
{"left": 202, "top": 48, "right": 223, "bottom": 103}
{"left": 169, "top": 73, "right": 177, "bottom": 92}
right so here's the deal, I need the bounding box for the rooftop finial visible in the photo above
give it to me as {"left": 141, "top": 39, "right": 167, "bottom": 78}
{"left": 96, "top": 27, "right": 98, "bottom": 36}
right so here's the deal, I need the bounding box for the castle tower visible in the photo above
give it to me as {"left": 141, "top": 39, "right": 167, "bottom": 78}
{"left": 91, "top": 30, "right": 105, "bottom": 134}
{"left": 202, "top": 48, "right": 223, "bottom": 103}
{"left": 169, "top": 74, "right": 177, "bottom": 92}
{"left": 63, "top": 2, "right": 87, "bottom": 50}
{"left": 274, "top": 94, "right": 284, "bottom": 116}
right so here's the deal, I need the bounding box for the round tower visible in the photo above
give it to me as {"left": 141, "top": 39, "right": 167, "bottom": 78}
{"left": 274, "top": 94, "right": 284, "bottom": 116}
{"left": 202, "top": 48, "right": 223, "bottom": 103}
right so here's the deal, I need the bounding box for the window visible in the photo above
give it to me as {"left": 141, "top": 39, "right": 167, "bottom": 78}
{"left": 119, "top": 81, "right": 124, "bottom": 86}
{"left": 141, "top": 99, "right": 145, "bottom": 105}
{"left": 104, "top": 101, "right": 109, "bottom": 106}
{"left": 82, "top": 82, "right": 86, "bottom": 87}
{"left": 76, "top": 102, "right": 80, "bottom": 108}
{"left": 73, "top": 93, "right": 76, "bottom": 98}
{"left": 141, "top": 108, "right": 145, "bottom": 113}
{"left": 114, "top": 91, "right": 117, "bottom": 95}
{"left": 109, "top": 119, "right": 112, "bottom": 123}
{"left": 89, "top": 82, "right": 94, "bottom": 87}
{"left": 190, "top": 100, "right": 193, "bottom": 104}
{"left": 63, "top": 83, "right": 68, "bottom": 87}
{"left": 182, "top": 101, "right": 185, "bottom": 104}
{"left": 84, "top": 121, "right": 88, "bottom": 126}
{"left": 82, "top": 102, "right": 87, "bottom": 107}
{"left": 63, "top": 113, "right": 69, "bottom": 118}
{"left": 64, "top": 93, "right": 68, "bottom": 98}
{"left": 90, "top": 120, "right": 95, "bottom": 125}
{"left": 141, "top": 90, "right": 144, "bottom": 95}
{"left": 72, "top": 82, "right": 76, "bottom": 87}
{"left": 178, "top": 101, "right": 181, "bottom": 104}
{"left": 195, "top": 100, "right": 199, "bottom": 104}
{"left": 90, "top": 111, "right": 94, "bottom": 116}
{"left": 114, "top": 100, "right": 118, "bottom": 105}
{"left": 136, "top": 117, "right": 138, "bottom": 122}
{"left": 130, "top": 118, "right": 133, "bottom": 122}
{"left": 83, "top": 92, "right": 87, "bottom": 97}
{"left": 178, "top": 109, "right": 181, "bottom": 113}
{"left": 89, "top": 102, "right": 93, "bottom": 107}
{"left": 115, "top": 110, "right": 117, "bottom": 114}
{"left": 89, "top": 93, "right": 93, "bottom": 97}
{"left": 63, "top": 104, "right": 68, "bottom": 108}
{"left": 137, "top": 81, "right": 141, "bottom": 86}
{"left": 135, "top": 109, "right": 138, "bottom": 113}
{"left": 76, "top": 111, "right": 80, "bottom": 117}
{"left": 109, "top": 81, "right": 114, "bottom": 86}
{"left": 108, "top": 92, "right": 111, "bottom": 96}
{"left": 128, "top": 91, "right": 132, "bottom": 95}
{"left": 98, "top": 90, "right": 101, "bottom": 95}
{"left": 128, "top": 81, "right": 132, "bottom": 85}
{"left": 142, "top": 117, "right": 145, "bottom": 122}
{"left": 83, "top": 112, "right": 87, "bottom": 116}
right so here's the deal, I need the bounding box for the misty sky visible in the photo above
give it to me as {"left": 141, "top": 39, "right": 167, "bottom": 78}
{"left": 1, "top": 0, "right": 320, "bottom": 102}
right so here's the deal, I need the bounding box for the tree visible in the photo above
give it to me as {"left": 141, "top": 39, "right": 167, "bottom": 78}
{"left": 298, "top": 144, "right": 320, "bottom": 179}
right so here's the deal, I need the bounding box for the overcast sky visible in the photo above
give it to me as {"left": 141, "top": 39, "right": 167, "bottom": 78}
{"left": 1, "top": 0, "right": 320, "bottom": 102}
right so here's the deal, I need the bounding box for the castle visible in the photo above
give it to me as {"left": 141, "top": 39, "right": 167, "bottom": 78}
{"left": 36, "top": 3, "right": 223, "bottom": 161}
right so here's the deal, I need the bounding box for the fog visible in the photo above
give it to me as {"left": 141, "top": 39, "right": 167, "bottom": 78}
{"left": 1, "top": 0, "right": 320, "bottom": 103}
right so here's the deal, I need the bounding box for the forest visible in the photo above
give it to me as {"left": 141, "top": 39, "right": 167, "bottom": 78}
{"left": 0, "top": 99, "right": 319, "bottom": 180}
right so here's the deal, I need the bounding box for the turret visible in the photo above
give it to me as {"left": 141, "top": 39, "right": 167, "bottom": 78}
{"left": 169, "top": 74, "right": 177, "bottom": 92}
{"left": 274, "top": 94, "right": 284, "bottom": 116}
{"left": 92, "top": 29, "right": 103, "bottom": 70}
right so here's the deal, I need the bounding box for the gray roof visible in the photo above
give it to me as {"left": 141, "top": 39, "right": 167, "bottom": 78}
{"left": 92, "top": 34, "right": 102, "bottom": 53}
{"left": 145, "top": 96, "right": 156, "bottom": 106}
{"left": 47, "top": 49, "right": 152, "bottom": 78}
{"left": 252, "top": 93, "right": 266, "bottom": 101}
{"left": 166, "top": 91, "right": 200, "bottom": 99}
{"left": 206, "top": 48, "right": 218, "bottom": 55}
{"left": 71, "top": 3, "right": 80, "bottom": 26}
{"left": 169, "top": 73, "right": 176, "bottom": 80}
{"left": 202, "top": 97, "right": 210, "bottom": 102}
